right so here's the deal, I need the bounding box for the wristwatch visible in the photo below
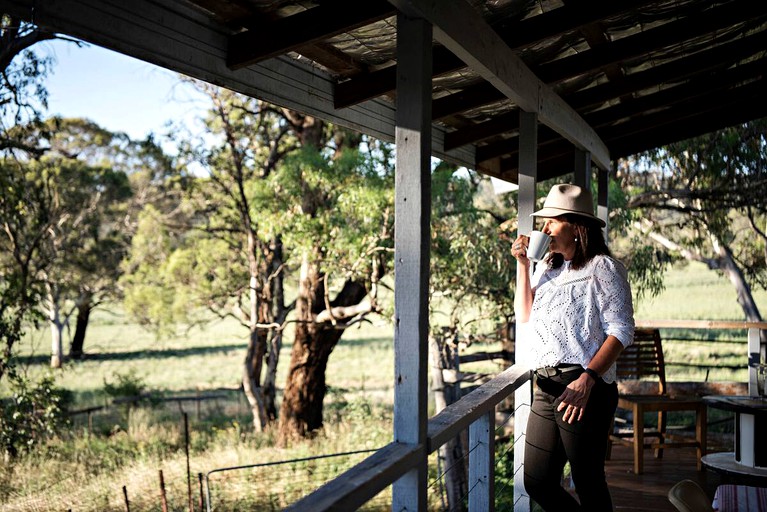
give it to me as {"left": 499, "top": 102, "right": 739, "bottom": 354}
{"left": 584, "top": 367, "right": 601, "bottom": 381}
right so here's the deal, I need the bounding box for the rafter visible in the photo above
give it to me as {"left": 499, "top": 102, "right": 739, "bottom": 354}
{"left": 433, "top": 2, "right": 767, "bottom": 127}
{"left": 389, "top": 0, "right": 611, "bottom": 169}
{"left": 334, "top": 0, "right": 655, "bottom": 110}
{"left": 227, "top": 0, "right": 395, "bottom": 70}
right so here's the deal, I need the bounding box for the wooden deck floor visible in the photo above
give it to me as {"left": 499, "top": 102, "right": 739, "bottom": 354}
{"left": 605, "top": 444, "right": 723, "bottom": 511}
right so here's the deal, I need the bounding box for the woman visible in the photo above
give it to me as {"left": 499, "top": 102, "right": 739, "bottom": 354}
{"left": 512, "top": 183, "right": 634, "bottom": 511}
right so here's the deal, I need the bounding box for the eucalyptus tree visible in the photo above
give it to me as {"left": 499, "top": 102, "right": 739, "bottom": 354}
{"left": 272, "top": 141, "right": 393, "bottom": 443}
{"left": 121, "top": 81, "right": 395, "bottom": 440}
{"left": 123, "top": 82, "right": 294, "bottom": 428}
{"left": 2, "top": 118, "right": 134, "bottom": 367}
{"left": 0, "top": 16, "right": 82, "bottom": 379}
{"left": 623, "top": 118, "right": 767, "bottom": 329}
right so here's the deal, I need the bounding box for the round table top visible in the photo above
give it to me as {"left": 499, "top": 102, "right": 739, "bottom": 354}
{"left": 703, "top": 395, "right": 767, "bottom": 416}
{"left": 702, "top": 452, "right": 767, "bottom": 485}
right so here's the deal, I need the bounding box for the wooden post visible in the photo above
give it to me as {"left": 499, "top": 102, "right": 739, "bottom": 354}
{"left": 748, "top": 327, "right": 761, "bottom": 396}
{"left": 184, "top": 413, "right": 192, "bottom": 512}
{"left": 198, "top": 472, "right": 205, "bottom": 511}
{"left": 573, "top": 148, "right": 591, "bottom": 190}
{"left": 392, "top": 11, "right": 432, "bottom": 512}
{"left": 122, "top": 485, "right": 130, "bottom": 512}
{"left": 597, "top": 167, "right": 609, "bottom": 240}
{"left": 469, "top": 412, "right": 495, "bottom": 512}
{"left": 514, "top": 109, "right": 537, "bottom": 512}
{"left": 159, "top": 469, "right": 168, "bottom": 512}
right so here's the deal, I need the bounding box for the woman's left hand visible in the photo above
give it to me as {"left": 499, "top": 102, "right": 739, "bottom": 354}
{"left": 556, "top": 373, "right": 595, "bottom": 424}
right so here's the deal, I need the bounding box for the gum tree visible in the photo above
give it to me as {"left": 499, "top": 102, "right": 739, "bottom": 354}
{"left": 623, "top": 118, "right": 767, "bottom": 332}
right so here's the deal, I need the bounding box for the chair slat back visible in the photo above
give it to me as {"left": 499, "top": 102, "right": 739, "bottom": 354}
{"left": 615, "top": 328, "right": 667, "bottom": 394}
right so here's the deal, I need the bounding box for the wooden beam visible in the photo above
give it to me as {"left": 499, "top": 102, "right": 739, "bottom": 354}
{"left": 514, "top": 110, "right": 538, "bottom": 512}
{"left": 0, "top": 0, "right": 474, "bottom": 170}
{"left": 536, "top": 0, "right": 767, "bottom": 84}
{"left": 334, "top": 0, "right": 655, "bottom": 110}
{"left": 605, "top": 79, "right": 767, "bottom": 157}
{"left": 440, "top": 29, "right": 767, "bottom": 151}
{"left": 227, "top": 0, "right": 395, "bottom": 69}
{"left": 584, "top": 58, "right": 767, "bottom": 129}
{"left": 567, "top": 30, "right": 767, "bottom": 110}
{"left": 335, "top": 46, "right": 463, "bottom": 109}
{"left": 421, "top": 3, "right": 767, "bottom": 149}
{"left": 388, "top": 0, "right": 610, "bottom": 169}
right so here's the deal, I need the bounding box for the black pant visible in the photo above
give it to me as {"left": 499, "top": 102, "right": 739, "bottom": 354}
{"left": 523, "top": 368, "right": 618, "bottom": 511}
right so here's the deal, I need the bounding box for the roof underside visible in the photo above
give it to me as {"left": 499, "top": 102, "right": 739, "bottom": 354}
{"left": 5, "top": 0, "right": 767, "bottom": 182}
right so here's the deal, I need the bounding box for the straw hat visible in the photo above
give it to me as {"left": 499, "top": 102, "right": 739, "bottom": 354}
{"left": 531, "top": 183, "right": 605, "bottom": 227}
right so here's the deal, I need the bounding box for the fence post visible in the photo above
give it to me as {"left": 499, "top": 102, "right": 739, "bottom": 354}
{"left": 469, "top": 412, "right": 495, "bottom": 512}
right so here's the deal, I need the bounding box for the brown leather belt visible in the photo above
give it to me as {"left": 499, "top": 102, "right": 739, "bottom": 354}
{"left": 533, "top": 364, "right": 583, "bottom": 379}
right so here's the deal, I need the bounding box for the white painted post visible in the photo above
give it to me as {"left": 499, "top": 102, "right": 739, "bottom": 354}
{"left": 392, "top": 12, "right": 432, "bottom": 512}
{"left": 597, "top": 168, "right": 609, "bottom": 240}
{"left": 469, "top": 412, "right": 495, "bottom": 512}
{"left": 513, "top": 110, "right": 537, "bottom": 512}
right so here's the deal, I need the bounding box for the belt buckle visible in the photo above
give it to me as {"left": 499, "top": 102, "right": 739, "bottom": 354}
{"left": 535, "top": 366, "right": 559, "bottom": 379}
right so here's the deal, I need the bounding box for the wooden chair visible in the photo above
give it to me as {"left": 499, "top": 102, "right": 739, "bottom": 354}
{"left": 607, "top": 328, "right": 707, "bottom": 474}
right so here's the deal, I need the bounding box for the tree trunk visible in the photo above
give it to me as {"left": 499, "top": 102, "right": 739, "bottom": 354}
{"left": 429, "top": 333, "right": 467, "bottom": 511}
{"left": 70, "top": 294, "right": 92, "bottom": 360}
{"left": 278, "top": 256, "right": 333, "bottom": 442}
{"left": 241, "top": 226, "right": 272, "bottom": 431}
{"left": 263, "top": 236, "right": 286, "bottom": 421}
{"left": 45, "top": 283, "right": 64, "bottom": 369}
{"left": 243, "top": 321, "right": 269, "bottom": 431}
{"left": 277, "top": 255, "right": 369, "bottom": 444}
{"left": 712, "top": 239, "right": 766, "bottom": 342}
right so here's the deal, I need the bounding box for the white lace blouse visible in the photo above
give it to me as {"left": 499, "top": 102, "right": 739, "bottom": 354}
{"left": 521, "top": 254, "right": 635, "bottom": 384}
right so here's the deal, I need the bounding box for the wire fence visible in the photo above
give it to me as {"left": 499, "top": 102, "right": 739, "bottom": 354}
{"left": 204, "top": 449, "right": 388, "bottom": 511}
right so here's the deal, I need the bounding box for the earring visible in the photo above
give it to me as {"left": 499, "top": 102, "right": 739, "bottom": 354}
{"left": 574, "top": 237, "right": 578, "bottom": 242}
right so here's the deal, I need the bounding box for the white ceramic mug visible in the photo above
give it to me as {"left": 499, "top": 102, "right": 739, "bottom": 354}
{"left": 527, "top": 230, "right": 551, "bottom": 261}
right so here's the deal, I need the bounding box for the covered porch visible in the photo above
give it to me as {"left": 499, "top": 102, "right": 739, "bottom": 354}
{"left": 4, "top": 0, "right": 766, "bottom": 510}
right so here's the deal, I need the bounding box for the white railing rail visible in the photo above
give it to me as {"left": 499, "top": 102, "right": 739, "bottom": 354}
{"left": 285, "top": 364, "right": 532, "bottom": 511}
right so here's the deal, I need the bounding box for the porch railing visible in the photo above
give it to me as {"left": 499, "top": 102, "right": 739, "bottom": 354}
{"left": 285, "top": 321, "right": 765, "bottom": 511}
{"left": 284, "top": 364, "right": 532, "bottom": 511}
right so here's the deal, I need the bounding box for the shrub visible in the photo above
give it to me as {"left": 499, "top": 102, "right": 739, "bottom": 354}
{"left": 0, "top": 368, "right": 72, "bottom": 458}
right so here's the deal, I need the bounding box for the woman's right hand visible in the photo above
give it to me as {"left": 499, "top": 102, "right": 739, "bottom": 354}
{"left": 511, "top": 235, "right": 531, "bottom": 265}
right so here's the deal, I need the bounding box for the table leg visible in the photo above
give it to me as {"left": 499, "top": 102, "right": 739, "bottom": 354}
{"left": 696, "top": 404, "right": 707, "bottom": 471}
{"left": 634, "top": 404, "right": 644, "bottom": 474}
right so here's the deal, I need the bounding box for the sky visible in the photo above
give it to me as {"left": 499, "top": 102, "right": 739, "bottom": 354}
{"left": 39, "top": 39, "right": 207, "bottom": 143}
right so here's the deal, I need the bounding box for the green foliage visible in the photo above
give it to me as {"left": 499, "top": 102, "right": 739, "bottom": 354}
{"left": 430, "top": 164, "right": 516, "bottom": 331}
{"left": 102, "top": 369, "right": 149, "bottom": 401}
{"left": 625, "top": 118, "right": 767, "bottom": 296}
{"left": 0, "top": 368, "right": 71, "bottom": 458}
{"left": 0, "top": 18, "right": 54, "bottom": 144}
{"left": 622, "top": 239, "right": 672, "bottom": 303}
{"left": 262, "top": 144, "right": 394, "bottom": 278}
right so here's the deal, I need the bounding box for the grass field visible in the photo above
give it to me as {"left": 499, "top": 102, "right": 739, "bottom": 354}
{"left": 1, "top": 261, "right": 765, "bottom": 510}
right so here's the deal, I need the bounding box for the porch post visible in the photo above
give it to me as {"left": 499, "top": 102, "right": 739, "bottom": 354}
{"left": 597, "top": 167, "right": 609, "bottom": 239}
{"left": 392, "top": 12, "right": 432, "bottom": 511}
{"left": 513, "top": 110, "right": 537, "bottom": 512}
{"left": 748, "top": 327, "right": 761, "bottom": 396}
{"left": 573, "top": 148, "right": 591, "bottom": 189}
{"left": 469, "top": 412, "right": 495, "bottom": 511}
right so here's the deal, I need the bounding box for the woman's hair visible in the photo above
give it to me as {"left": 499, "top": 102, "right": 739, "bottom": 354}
{"left": 547, "top": 214, "right": 611, "bottom": 270}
